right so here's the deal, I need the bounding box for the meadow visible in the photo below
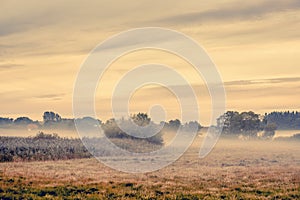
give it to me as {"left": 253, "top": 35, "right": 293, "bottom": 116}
{"left": 0, "top": 134, "right": 299, "bottom": 199}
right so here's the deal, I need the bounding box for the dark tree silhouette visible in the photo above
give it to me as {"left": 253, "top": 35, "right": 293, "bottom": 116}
{"left": 43, "top": 111, "right": 62, "bottom": 123}
{"left": 264, "top": 111, "right": 300, "bottom": 130}
{"left": 0, "top": 117, "right": 13, "bottom": 125}
{"left": 131, "top": 113, "right": 150, "bottom": 126}
{"left": 168, "top": 119, "right": 181, "bottom": 130}
{"left": 13, "top": 117, "right": 34, "bottom": 125}
{"left": 217, "top": 111, "right": 261, "bottom": 137}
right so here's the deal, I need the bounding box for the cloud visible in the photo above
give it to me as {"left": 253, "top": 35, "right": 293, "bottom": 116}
{"left": 33, "top": 93, "right": 65, "bottom": 100}
{"left": 138, "top": 77, "right": 300, "bottom": 92}
{"left": 0, "top": 0, "right": 144, "bottom": 37}
{"left": 117, "top": 76, "right": 300, "bottom": 100}
{"left": 158, "top": 0, "right": 300, "bottom": 25}
{"left": 132, "top": 76, "right": 300, "bottom": 103}
{"left": 0, "top": 1, "right": 61, "bottom": 36}
{"left": 227, "top": 84, "right": 300, "bottom": 97}
{"left": 224, "top": 77, "right": 300, "bottom": 86}
{"left": 0, "top": 64, "right": 24, "bottom": 70}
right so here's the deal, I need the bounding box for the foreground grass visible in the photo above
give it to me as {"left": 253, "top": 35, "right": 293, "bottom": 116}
{"left": 0, "top": 139, "right": 299, "bottom": 199}
{"left": 0, "top": 174, "right": 299, "bottom": 199}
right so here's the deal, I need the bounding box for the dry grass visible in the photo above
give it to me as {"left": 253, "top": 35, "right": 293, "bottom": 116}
{"left": 0, "top": 137, "right": 299, "bottom": 199}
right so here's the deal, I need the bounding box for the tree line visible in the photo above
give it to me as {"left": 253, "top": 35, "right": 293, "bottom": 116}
{"left": 0, "top": 111, "right": 76, "bottom": 130}
{"left": 217, "top": 111, "right": 300, "bottom": 139}
{"left": 0, "top": 111, "right": 202, "bottom": 145}
{"left": 263, "top": 111, "right": 300, "bottom": 130}
{"left": 217, "top": 111, "right": 276, "bottom": 139}
{"left": 0, "top": 111, "right": 202, "bottom": 133}
{"left": 1, "top": 110, "right": 300, "bottom": 140}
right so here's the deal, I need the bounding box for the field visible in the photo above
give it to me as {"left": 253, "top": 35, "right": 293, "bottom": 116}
{"left": 0, "top": 135, "right": 299, "bottom": 199}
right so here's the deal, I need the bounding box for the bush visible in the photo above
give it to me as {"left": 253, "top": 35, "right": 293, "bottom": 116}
{"left": 102, "top": 114, "right": 164, "bottom": 145}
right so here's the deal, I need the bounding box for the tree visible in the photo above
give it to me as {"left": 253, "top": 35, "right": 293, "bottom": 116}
{"left": 102, "top": 118, "right": 124, "bottom": 138}
{"left": 261, "top": 123, "right": 277, "bottom": 139}
{"left": 131, "top": 113, "right": 150, "bottom": 127}
{"left": 0, "top": 117, "right": 13, "bottom": 125}
{"left": 217, "top": 111, "right": 242, "bottom": 135}
{"left": 13, "top": 117, "right": 33, "bottom": 125}
{"left": 102, "top": 113, "right": 163, "bottom": 145}
{"left": 168, "top": 119, "right": 181, "bottom": 130}
{"left": 183, "top": 121, "right": 202, "bottom": 132}
{"left": 240, "top": 111, "right": 260, "bottom": 137}
{"left": 217, "top": 111, "right": 261, "bottom": 138}
{"left": 43, "top": 111, "right": 62, "bottom": 123}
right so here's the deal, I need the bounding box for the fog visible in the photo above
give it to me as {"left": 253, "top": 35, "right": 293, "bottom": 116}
{"left": 0, "top": 128, "right": 79, "bottom": 138}
{"left": 0, "top": 128, "right": 299, "bottom": 139}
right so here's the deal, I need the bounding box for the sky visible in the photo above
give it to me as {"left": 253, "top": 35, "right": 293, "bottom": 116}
{"left": 0, "top": 0, "right": 300, "bottom": 125}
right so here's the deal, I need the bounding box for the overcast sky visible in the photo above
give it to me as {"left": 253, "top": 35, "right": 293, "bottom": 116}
{"left": 0, "top": 0, "right": 300, "bottom": 125}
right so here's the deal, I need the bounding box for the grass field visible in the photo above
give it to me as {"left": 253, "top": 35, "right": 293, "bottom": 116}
{"left": 0, "top": 137, "right": 299, "bottom": 199}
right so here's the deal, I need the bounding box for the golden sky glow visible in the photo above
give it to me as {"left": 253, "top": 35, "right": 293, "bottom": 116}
{"left": 0, "top": 0, "right": 300, "bottom": 125}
